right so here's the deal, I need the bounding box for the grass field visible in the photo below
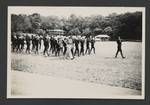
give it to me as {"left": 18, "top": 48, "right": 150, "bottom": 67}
{"left": 11, "top": 41, "right": 142, "bottom": 90}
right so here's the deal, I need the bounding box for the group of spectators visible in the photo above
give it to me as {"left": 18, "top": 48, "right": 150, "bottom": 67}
{"left": 11, "top": 32, "right": 96, "bottom": 60}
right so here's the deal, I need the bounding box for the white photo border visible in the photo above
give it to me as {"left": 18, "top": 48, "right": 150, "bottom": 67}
{"left": 7, "top": 6, "right": 146, "bottom": 99}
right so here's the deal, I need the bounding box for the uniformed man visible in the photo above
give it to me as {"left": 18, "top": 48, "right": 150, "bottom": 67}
{"left": 90, "top": 37, "right": 95, "bottom": 54}
{"left": 62, "top": 38, "right": 67, "bottom": 56}
{"left": 80, "top": 36, "right": 85, "bottom": 56}
{"left": 85, "top": 37, "right": 90, "bottom": 55}
{"left": 43, "top": 34, "right": 50, "bottom": 56}
{"left": 11, "top": 32, "right": 17, "bottom": 52}
{"left": 35, "top": 35, "right": 40, "bottom": 54}
{"left": 74, "top": 37, "right": 80, "bottom": 56}
{"left": 26, "top": 33, "right": 31, "bottom": 54}
{"left": 115, "top": 36, "right": 125, "bottom": 58}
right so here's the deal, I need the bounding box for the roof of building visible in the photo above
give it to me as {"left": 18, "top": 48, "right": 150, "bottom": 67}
{"left": 95, "top": 34, "right": 110, "bottom": 38}
{"left": 48, "top": 29, "right": 64, "bottom": 32}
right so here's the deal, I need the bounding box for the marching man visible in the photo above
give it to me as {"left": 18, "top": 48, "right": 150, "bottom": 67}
{"left": 115, "top": 36, "right": 125, "bottom": 59}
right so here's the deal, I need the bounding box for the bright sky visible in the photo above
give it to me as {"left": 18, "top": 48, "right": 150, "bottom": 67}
{"left": 8, "top": 6, "right": 145, "bottom": 18}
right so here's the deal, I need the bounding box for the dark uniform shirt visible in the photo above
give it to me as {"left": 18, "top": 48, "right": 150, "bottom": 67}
{"left": 86, "top": 39, "right": 90, "bottom": 48}
{"left": 117, "top": 39, "right": 122, "bottom": 50}
{"left": 91, "top": 39, "right": 95, "bottom": 48}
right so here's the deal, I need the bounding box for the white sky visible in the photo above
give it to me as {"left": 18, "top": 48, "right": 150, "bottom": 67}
{"left": 8, "top": 6, "right": 145, "bottom": 18}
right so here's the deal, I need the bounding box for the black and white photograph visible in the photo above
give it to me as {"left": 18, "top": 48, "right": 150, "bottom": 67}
{"left": 7, "top": 6, "right": 145, "bottom": 99}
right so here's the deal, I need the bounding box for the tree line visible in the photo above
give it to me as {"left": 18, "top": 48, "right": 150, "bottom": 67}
{"left": 11, "top": 11, "right": 142, "bottom": 40}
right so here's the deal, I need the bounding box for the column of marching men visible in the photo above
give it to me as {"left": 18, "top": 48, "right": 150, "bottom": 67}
{"left": 11, "top": 32, "right": 96, "bottom": 60}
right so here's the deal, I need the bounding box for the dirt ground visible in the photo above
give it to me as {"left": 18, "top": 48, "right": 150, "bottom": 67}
{"left": 11, "top": 41, "right": 142, "bottom": 90}
{"left": 10, "top": 70, "right": 141, "bottom": 98}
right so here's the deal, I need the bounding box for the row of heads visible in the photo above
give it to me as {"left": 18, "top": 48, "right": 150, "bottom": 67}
{"left": 12, "top": 32, "right": 95, "bottom": 40}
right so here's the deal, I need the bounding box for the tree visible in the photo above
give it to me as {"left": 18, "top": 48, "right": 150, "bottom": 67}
{"left": 116, "top": 12, "right": 142, "bottom": 40}
{"left": 35, "top": 29, "right": 45, "bottom": 35}
{"left": 104, "top": 26, "right": 113, "bottom": 35}
{"left": 68, "top": 27, "right": 81, "bottom": 35}
{"left": 89, "top": 15, "right": 104, "bottom": 30}
{"left": 11, "top": 14, "right": 32, "bottom": 33}
{"left": 82, "top": 28, "right": 92, "bottom": 37}
{"left": 11, "top": 12, "right": 142, "bottom": 41}
{"left": 93, "top": 27, "right": 103, "bottom": 35}
{"left": 29, "top": 13, "right": 41, "bottom": 33}
{"left": 23, "top": 16, "right": 32, "bottom": 33}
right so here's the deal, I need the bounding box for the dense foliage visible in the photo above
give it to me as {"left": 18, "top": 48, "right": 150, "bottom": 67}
{"left": 11, "top": 12, "right": 142, "bottom": 40}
